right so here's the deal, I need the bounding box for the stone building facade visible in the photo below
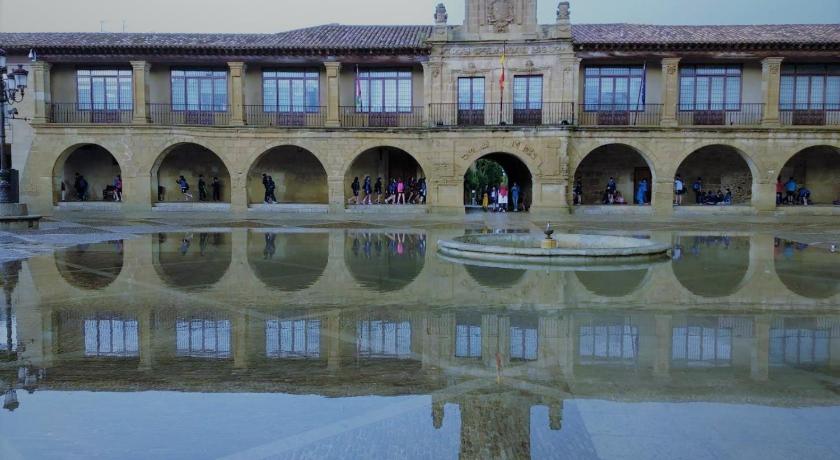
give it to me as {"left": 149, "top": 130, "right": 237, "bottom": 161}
{"left": 1, "top": 0, "right": 839, "bottom": 216}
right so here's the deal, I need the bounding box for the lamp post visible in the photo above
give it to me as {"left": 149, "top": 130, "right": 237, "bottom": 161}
{"left": 0, "top": 49, "right": 30, "bottom": 204}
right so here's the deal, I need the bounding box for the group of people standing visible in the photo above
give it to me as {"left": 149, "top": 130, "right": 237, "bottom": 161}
{"left": 777, "top": 176, "right": 812, "bottom": 206}
{"left": 480, "top": 182, "right": 521, "bottom": 212}
{"left": 349, "top": 176, "right": 427, "bottom": 205}
{"left": 675, "top": 176, "right": 732, "bottom": 206}
{"left": 61, "top": 173, "right": 123, "bottom": 202}
{"left": 573, "top": 177, "right": 649, "bottom": 205}
{"left": 175, "top": 175, "right": 222, "bottom": 202}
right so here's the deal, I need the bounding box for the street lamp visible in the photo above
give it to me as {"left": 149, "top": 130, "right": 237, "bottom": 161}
{"left": 0, "top": 48, "right": 30, "bottom": 204}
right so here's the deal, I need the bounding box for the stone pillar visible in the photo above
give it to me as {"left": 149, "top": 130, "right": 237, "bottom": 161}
{"left": 660, "top": 58, "right": 681, "bottom": 127}
{"left": 233, "top": 310, "right": 249, "bottom": 369}
{"left": 122, "top": 173, "right": 153, "bottom": 212}
{"left": 324, "top": 62, "right": 342, "bottom": 128}
{"left": 227, "top": 62, "right": 246, "bottom": 126}
{"left": 652, "top": 180, "right": 674, "bottom": 216}
{"left": 30, "top": 62, "right": 51, "bottom": 124}
{"left": 138, "top": 311, "right": 153, "bottom": 370}
{"left": 761, "top": 57, "right": 784, "bottom": 127}
{"left": 753, "top": 181, "right": 777, "bottom": 213}
{"left": 653, "top": 314, "right": 672, "bottom": 378}
{"left": 421, "top": 62, "right": 432, "bottom": 126}
{"left": 325, "top": 310, "right": 341, "bottom": 371}
{"left": 328, "top": 176, "right": 345, "bottom": 213}
{"left": 130, "top": 61, "right": 151, "bottom": 124}
{"left": 751, "top": 315, "right": 771, "bottom": 382}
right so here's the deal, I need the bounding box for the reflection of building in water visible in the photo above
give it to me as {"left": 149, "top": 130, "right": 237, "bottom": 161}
{"left": 774, "top": 238, "right": 840, "bottom": 299}
{"left": 266, "top": 318, "right": 321, "bottom": 359}
{"left": 247, "top": 232, "right": 329, "bottom": 292}
{"left": 770, "top": 318, "right": 833, "bottom": 368}
{"left": 578, "top": 316, "right": 639, "bottom": 365}
{"left": 357, "top": 318, "right": 412, "bottom": 359}
{"left": 345, "top": 232, "right": 427, "bottom": 293}
{"left": 54, "top": 241, "right": 124, "bottom": 290}
{"left": 672, "top": 236, "right": 751, "bottom": 297}
{"left": 176, "top": 315, "right": 232, "bottom": 359}
{"left": 154, "top": 233, "right": 232, "bottom": 291}
{"left": 83, "top": 315, "right": 140, "bottom": 358}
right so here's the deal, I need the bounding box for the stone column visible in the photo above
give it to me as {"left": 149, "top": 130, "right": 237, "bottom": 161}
{"left": 227, "top": 62, "right": 246, "bottom": 126}
{"left": 233, "top": 310, "right": 249, "bottom": 369}
{"left": 653, "top": 314, "right": 672, "bottom": 378}
{"left": 29, "top": 62, "right": 52, "bottom": 124}
{"left": 751, "top": 315, "right": 771, "bottom": 381}
{"left": 324, "top": 62, "right": 342, "bottom": 128}
{"left": 761, "top": 57, "right": 784, "bottom": 127}
{"left": 421, "top": 62, "right": 433, "bottom": 126}
{"left": 660, "top": 58, "right": 681, "bottom": 127}
{"left": 327, "top": 176, "right": 345, "bottom": 213}
{"left": 138, "top": 311, "right": 153, "bottom": 370}
{"left": 130, "top": 61, "right": 151, "bottom": 124}
{"left": 325, "top": 310, "right": 341, "bottom": 371}
{"left": 652, "top": 180, "right": 674, "bottom": 216}
{"left": 753, "top": 181, "right": 777, "bottom": 213}
{"left": 122, "top": 173, "right": 153, "bottom": 212}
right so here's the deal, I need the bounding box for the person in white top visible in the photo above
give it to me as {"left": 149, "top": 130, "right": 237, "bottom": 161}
{"left": 674, "top": 174, "right": 685, "bottom": 206}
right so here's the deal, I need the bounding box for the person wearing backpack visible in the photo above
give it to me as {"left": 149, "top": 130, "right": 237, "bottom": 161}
{"left": 692, "top": 177, "right": 703, "bottom": 204}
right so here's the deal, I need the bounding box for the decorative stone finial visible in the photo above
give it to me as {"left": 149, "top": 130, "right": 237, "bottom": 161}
{"left": 434, "top": 3, "right": 448, "bottom": 25}
{"left": 557, "top": 1, "right": 570, "bottom": 21}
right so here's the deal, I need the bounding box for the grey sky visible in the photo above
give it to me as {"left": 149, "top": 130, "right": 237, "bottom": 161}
{"left": 1, "top": 0, "right": 838, "bottom": 33}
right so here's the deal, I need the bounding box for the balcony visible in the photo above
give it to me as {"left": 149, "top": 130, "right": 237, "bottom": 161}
{"left": 578, "top": 104, "right": 663, "bottom": 127}
{"left": 48, "top": 103, "right": 133, "bottom": 124}
{"left": 245, "top": 105, "right": 326, "bottom": 128}
{"left": 677, "top": 104, "right": 764, "bottom": 127}
{"left": 149, "top": 104, "right": 231, "bottom": 126}
{"left": 428, "top": 103, "right": 575, "bottom": 128}
{"left": 780, "top": 105, "right": 840, "bottom": 126}
{"left": 339, "top": 106, "right": 425, "bottom": 128}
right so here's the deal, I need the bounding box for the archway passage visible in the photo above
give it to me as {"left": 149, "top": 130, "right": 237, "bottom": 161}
{"left": 463, "top": 153, "right": 533, "bottom": 212}
{"left": 247, "top": 146, "right": 328, "bottom": 205}
{"left": 676, "top": 146, "right": 754, "bottom": 206}
{"left": 778, "top": 146, "right": 840, "bottom": 206}
{"left": 344, "top": 147, "right": 426, "bottom": 205}
{"left": 672, "top": 236, "right": 751, "bottom": 298}
{"left": 344, "top": 232, "right": 426, "bottom": 293}
{"left": 54, "top": 144, "right": 121, "bottom": 203}
{"left": 153, "top": 143, "right": 231, "bottom": 203}
{"left": 154, "top": 233, "right": 232, "bottom": 291}
{"left": 574, "top": 145, "right": 653, "bottom": 205}
{"left": 55, "top": 241, "right": 124, "bottom": 290}
{"left": 575, "top": 269, "right": 649, "bottom": 298}
{"left": 247, "top": 231, "right": 329, "bottom": 292}
{"left": 774, "top": 239, "right": 840, "bottom": 299}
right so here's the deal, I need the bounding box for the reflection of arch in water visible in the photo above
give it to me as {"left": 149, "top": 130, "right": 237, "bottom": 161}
{"left": 465, "top": 265, "right": 527, "bottom": 290}
{"left": 575, "top": 269, "right": 650, "bottom": 298}
{"left": 774, "top": 239, "right": 840, "bottom": 299}
{"left": 344, "top": 232, "right": 426, "bottom": 293}
{"left": 247, "top": 231, "right": 329, "bottom": 292}
{"left": 672, "top": 236, "right": 751, "bottom": 298}
{"left": 154, "top": 233, "right": 232, "bottom": 291}
{"left": 55, "top": 241, "right": 125, "bottom": 290}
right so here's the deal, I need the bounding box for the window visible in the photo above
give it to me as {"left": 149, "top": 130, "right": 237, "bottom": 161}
{"left": 266, "top": 319, "right": 320, "bottom": 359}
{"left": 76, "top": 69, "right": 132, "bottom": 111}
{"left": 356, "top": 320, "right": 411, "bottom": 359}
{"left": 176, "top": 318, "right": 231, "bottom": 359}
{"left": 458, "top": 77, "right": 485, "bottom": 110}
{"left": 584, "top": 66, "right": 645, "bottom": 110}
{"left": 780, "top": 65, "right": 840, "bottom": 110}
{"left": 84, "top": 317, "right": 139, "bottom": 358}
{"left": 679, "top": 65, "right": 742, "bottom": 111}
{"left": 579, "top": 318, "right": 639, "bottom": 364}
{"left": 263, "top": 70, "right": 319, "bottom": 113}
{"left": 672, "top": 325, "right": 732, "bottom": 367}
{"left": 171, "top": 70, "right": 228, "bottom": 111}
{"left": 510, "top": 326, "right": 538, "bottom": 361}
{"left": 513, "top": 75, "right": 543, "bottom": 109}
{"left": 355, "top": 70, "right": 412, "bottom": 113}
{"left": 770, "top": 327, "right": 830, "bottom": 367}
{"left": 455, "top": 324, "right": 482, "bottom": 358}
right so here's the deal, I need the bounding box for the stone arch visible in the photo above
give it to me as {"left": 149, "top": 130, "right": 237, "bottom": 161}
{"left": 671, "top": 236, "right": 752, "bottom": 298}
{"left": 574, "top": 268, "right": 650, "bottom": 298}
{"left": 246, "top": 145, "right": 329, "bottom": 205}
{"left": 52, "top": 143, "right": 124, "bottom": 203}
{"left": 54, "top": 241, "right": 125, "bottom": 290}
{"left": 343, "top": 146, "right": 428, "bottom": 204}
{"left": 675, "top": 145, "right": 758, "bottom": 206}
{"left": 153, "top": 232, "right": 232, "bottom": 292}
{"left": 572, "top": 143, "right": 656, "bottom": 205}
{"left": 247, "top": 231, "right": 329, "bottom": 292}
{"left": 465, "top": 265, "right": 527, "bottom": 290}
{"left": 776, "top": 145, "right": 840, "bottom": 205}
{"left": 774, "top": 239, "right": 840, "bottom": 300}
{"left": 151, "top": 142, "right": 233, "bottom": 203}
{"left": 462, "top": 152, "right": 534, "bottom": 211}
{"left": 343, "top": 231, "right": 426, "bottom": 293}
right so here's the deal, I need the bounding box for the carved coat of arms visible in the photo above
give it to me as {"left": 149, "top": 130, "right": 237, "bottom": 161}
{"left": 487, "top": 0, "right": 515, "bottom": 32}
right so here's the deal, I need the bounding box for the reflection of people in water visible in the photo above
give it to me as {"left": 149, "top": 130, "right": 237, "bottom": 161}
{"left": 199, "top": 233, "right": 209, "bottom": 256}
{"left": 776, "top": 238, "right": 810, "bottom": 260}
{"left": 263, "top": 233, "right": 276, "bottom": 260}
{"left": 348, "top": 232, "right": 426, "bottom": 260}
{"left": 180, "top": 234, "right": 193, "bottom": 256}
{"left": 111, "top": 240, "right": 124, "bottom": 254}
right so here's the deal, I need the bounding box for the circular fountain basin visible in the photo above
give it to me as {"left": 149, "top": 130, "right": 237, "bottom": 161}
{"left": 438, "top": 233, "right": 670, "bottom": 266}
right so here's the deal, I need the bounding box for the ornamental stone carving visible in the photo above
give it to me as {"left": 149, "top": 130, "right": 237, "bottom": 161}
{"left": 434, "top": 3, "right": 448, "bottom": 24}
{"left": 487, "top": 0, "right": 515, "bottom": 32}
{"left": 557, "top": 2, "right": 570, "bottom": 21}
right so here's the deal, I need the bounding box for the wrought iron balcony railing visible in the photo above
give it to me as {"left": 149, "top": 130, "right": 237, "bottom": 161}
{"left": 677, "top": 103, "right": 765, "bottom": 126}
{"left": 428, "top": 102, "right": 575, "bottom": 127}
{"left": 149, "top": 104, "right": 231, "bottom": 126}
{"left": 578, "top": 104, "right": 663, "bottom": 127}
{"left": 244, "top": 105, "right": 326, "bottom": 128}
{"left": 48, "top": 103, "right": 133, "bottom": 124}
{"left": 339, "top": 106, "right": 425, "bottom": 128}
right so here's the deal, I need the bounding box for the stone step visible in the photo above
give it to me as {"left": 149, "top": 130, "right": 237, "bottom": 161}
{"left": 345, "top": 205, "right": 428, "bottom": 214}
{"left": 571, "top": 205, "right": 654, "bottom": 215}
{"left": 56, "top": 201, "right": 123, "bottom": 212}
{"left": 152, "top": 202, "right": 231, "bottom": 212}
{"left": 248, "top": 204, "right": 329, "bottom": 214}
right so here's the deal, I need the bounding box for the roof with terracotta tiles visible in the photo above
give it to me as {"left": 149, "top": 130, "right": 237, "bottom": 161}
{"left": 0, "top": 23, "right": 838, "bottom": 54}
